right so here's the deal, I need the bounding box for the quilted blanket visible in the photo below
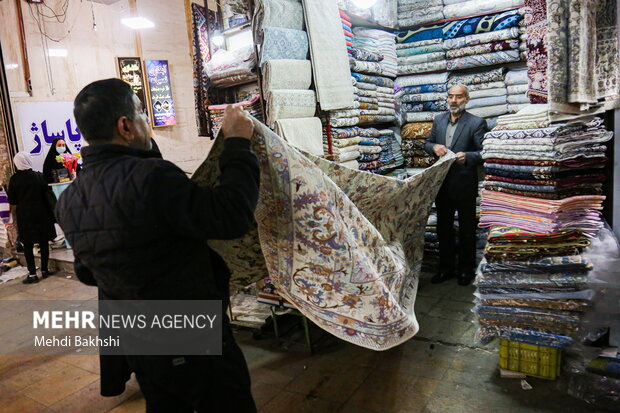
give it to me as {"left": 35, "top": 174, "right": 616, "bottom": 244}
{"left": 193, "top": 118, "right": 455, "bottom": 350}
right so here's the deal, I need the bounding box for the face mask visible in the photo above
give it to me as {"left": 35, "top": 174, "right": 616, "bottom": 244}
{"left": 56, "top": 146, "right": 66, "bottom": 154}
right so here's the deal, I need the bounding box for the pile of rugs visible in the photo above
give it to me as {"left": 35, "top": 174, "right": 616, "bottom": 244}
{"left": 473, "top": 103, "right": 612, "bottom": 349}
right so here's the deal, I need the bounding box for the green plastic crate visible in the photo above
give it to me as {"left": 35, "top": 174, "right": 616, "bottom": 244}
{"left": 499, "top": 339, "right": 562, "bottom": 380}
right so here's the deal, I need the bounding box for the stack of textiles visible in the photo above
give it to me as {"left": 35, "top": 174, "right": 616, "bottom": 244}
{"left": 396, "top": 23, "right": 447, "bottom": 75}
{"left": 400, "top": 121, "right": 435, "bottom": 167}
{"left": 443, "top": 0, "right": 524, "bottom": 20}
{"left": 208, "top": 96, "right": 263, "bottom": 135}
{"left": 473, "top": 105, "right": 613, "bottom": 350}
{"left": 448, "top": 67, "right": 509, "bottom": 119}
{"left": 397, "top": 0, "right": 444, "bottom": 29}
{"left": 504, "top": 67, "right": 530, "bottom": 113}
{"left": 396, "top": 72, "right": 448, "bottom": 124}
{"left": 443, "top": 9, "right": 523, "bottom": 72}
{"left": 340, "top": 10, "right": 354, "bottom": 55}
{"left": 354, "top": 28, "right": 397, "bottom": 78}
{"left": 205, "top": 46, "right": 257, "bottom": 88}
{"left": 323, "top": 125, "right": 362, "bottom": 169}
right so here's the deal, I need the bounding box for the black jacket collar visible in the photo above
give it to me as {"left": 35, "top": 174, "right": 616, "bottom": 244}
{"left": 82, "top": 144, "right": 162, "bottom": 165}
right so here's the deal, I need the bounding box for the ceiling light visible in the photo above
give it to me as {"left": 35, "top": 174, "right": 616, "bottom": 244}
{"left": 352, "top": 0, "right": 378, "bottom": 8}
{"left": 48, "top": 49, "right": 68, "bottom": 57}
{"left": 121, "top": 17, "right": 155, "bottom": 29}
{"left": 5, "top": 63, "right": 19, "bottom": 70}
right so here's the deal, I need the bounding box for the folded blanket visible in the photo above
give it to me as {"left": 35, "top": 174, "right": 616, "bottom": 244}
{"left": 445, "top": 39, "right": 519, "bottom": 59}
{"left": 399, "top": 60, "right": 447, "bottom": 75}
{"left": 443, "top": 0, "right": 524, "bottom": 20}
{"left": 405, "top": 111, "right": 441, "bottom": 122}
{"left": 266, "top": 89, "right": 316, "bottom": 127}
{"left": 469, "top": 88, "right": 509, "bottom": 99}
{"left": 443, "top": 9, "right": 521, "bottom": 40}
{"left": 443, "top": 27, "right": 520, "bottom": 50}
{"left": 467, "top": 104, "right": 509, "bottom": 118}
{"left": 396, "top": 38, "right": 443, "bottom": 49}
{"left": 274, "top": 117, "right": 323, "bottom": 156}
{"left": 253, "top": 0, "right": 305, "bottom": 43}
{"left": 507, "top": 84, "right": 528, "bottom": 95}
{"left": 446, "top": 50, "right": 520, "bottom": 71}
{"left": 261, "top": 27, "right": 309, "bottom": 67}
{"left": 401, "top": 92, "right": 447, "bottom": 102}
{"left": 448, "top": 67, "right": 506, "bottom": 86}
{"left": 467, "top": 95, "right": 508, "bottom": 109}
{"left": 396, "top": 23, "right": 446, "bottom": 44}
{"left": 507, "top": 94, "right": 530, "bottom": 104}
{"left": 402, "top": 122, "right": 434, "bottom": 139}
{"left": 398, "top": 52, "right": 446, "bottom": 66}
{"left": 505, "top": 69, "right": 529, "bottom": 86}
{"left": 396, "top": 43, "right": 445, "bottom": 57}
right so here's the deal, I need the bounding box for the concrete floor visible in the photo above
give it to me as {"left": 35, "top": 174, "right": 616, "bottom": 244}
{"left": 0, "top": 271, "right": 609, "bottom": 412}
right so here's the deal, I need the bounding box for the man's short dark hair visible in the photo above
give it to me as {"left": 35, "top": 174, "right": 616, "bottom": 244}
{"left": 74, "top": 78, "right": 137, "bottom": 143}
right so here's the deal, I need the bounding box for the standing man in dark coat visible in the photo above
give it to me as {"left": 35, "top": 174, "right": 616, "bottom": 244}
{"left": 55, "top": 78, "right": 259, "bottom": 412}
{"left": 425, "top": 84, "right": 487, "bottom": 286}
{"left": 8, "top": 152, "right": 56, "bottom": 283}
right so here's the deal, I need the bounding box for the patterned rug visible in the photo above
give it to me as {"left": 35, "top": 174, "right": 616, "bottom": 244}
{"left": 192, "top": 119, "right": 454, "bottom": 350}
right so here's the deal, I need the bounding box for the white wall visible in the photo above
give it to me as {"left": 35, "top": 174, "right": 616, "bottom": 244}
{"left": 1, "top": 0, "right": 213, "bottom": 174}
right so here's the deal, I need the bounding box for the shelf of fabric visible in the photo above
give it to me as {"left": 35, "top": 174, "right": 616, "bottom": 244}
{"left": 397, "top": 5, "right": 524, "bottom": 31}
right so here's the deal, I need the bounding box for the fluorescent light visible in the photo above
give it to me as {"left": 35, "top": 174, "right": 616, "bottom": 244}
{"left": 121, "top": 17, "right": 155, "bottom": 29}
{"left": 352, "top": 0, "right": 378, "bottom": 8}
{"left": 48, "top": 49, "right": 68, "bottom": 57}
{"left": 4, "top": 63, "right": 18, "bottom": 70}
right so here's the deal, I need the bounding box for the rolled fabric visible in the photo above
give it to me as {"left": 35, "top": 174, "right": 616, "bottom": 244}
{"left": 260, "top": 27, "right": 309, "bottom": 66}
{"left": 253, "top": 0, "right": 305, "bottom": 43}
{"left": 274, "top": 117, "right": 323, "bottom": 156}
{"left": 443, "top": 0, "right": 524, "bottom": 20}
{"left": 266, "top": 89, "right": 316, "bottom": 127}
{"left": 262, "top": 59, "right": 312, "bottom": 91}
{"left": 443, "top": 27, "right": 520, "bottom": 50}
{"left": 446, "top": 50, "right": 520, "bottom": 71}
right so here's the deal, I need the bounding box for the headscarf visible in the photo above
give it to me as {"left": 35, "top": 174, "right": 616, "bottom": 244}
{"left": 14, "top": 152, "right": 32, "bottom": 171}
{"left": 42, "top": 138, "right": 73, "bottom": 183}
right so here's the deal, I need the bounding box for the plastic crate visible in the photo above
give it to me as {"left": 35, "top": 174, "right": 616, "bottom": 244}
{"left": 499, "top": 339, "right": 562, "bottom": 380}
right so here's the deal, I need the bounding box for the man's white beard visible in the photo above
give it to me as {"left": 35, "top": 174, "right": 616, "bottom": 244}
{"left": 449, "top": 102, "right": 467, "bottom": 115}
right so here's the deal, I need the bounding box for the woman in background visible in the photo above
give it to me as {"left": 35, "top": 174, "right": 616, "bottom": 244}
{"left": 8, "top": 152, "right": 56, "bottom": 283}
{"left": 42, "top": 138, "right": 80, "bottom": 183}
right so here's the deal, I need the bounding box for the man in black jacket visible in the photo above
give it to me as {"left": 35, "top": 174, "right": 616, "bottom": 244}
{"left": 425, "top": 84, "right": 487, "bottom": 286}
{"left": 56, "top": 78, "right": 259, "bottom": 412}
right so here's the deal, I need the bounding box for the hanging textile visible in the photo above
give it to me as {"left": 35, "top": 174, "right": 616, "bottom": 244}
{"left": 302, "top": 0, "right": 355, "bottom": 110}
{"left": 190, "top": 3, "right": 212, "bottom": 137}
{"left": 193, "top": 118, "right": 454, "bottom": 350}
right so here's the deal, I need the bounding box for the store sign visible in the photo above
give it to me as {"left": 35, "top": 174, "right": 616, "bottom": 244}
{"left": 14, "top": 102, "right": 85, "bottom": 172}
{"left": 145, "top": 60, "right": 176, "bottom": 127}
{"left": 117, "top": 57, "right": 149, "bottom": 117}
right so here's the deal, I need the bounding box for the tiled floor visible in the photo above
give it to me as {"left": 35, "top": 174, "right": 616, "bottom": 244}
{"left": 0, "top": 272, "right": 610, "bottom": 412}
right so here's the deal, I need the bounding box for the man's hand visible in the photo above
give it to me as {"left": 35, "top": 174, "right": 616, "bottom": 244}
{"left": 220, "top": 105, "right": 254, "bottom": 140}
{"left": 433, "top": 144, "right": 448, "bottom": 157}
{"left": 455, "top": 152, "right": 467, "bottom": 165}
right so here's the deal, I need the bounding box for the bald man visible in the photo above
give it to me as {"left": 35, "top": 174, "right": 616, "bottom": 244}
{"left": 424, "top": 84, "right": 488, "bottom": 286}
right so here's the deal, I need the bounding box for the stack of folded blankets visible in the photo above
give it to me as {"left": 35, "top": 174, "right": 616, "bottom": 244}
{"left": 397, "top": 72, "right": 448, "bottom": 124}
{"left": 354, "top": 27, "right": 398, "bottom": 78}
{"left": 340, "top": 10, "right": 354, "bottom": 55}
{"left": 323, "top": 125, "right": 363, "bottom": 169}
{"left": 400, "top": 121, "right": 435, "bottom": 167}
{"left": 206, "top": 45, "right": 258, "bottom": 88}
{"left": 396, "top": 23, "right": 446, "bottom": 75}
{"left": 443, "top": 9, "right": 523, "bottom": 72}
{"left": 473, "top": 104, "right": 613, "bottom": 350}
{"left": 397, "top": 0, "right": 444, "bottom": 33}
{"left": 504, "top": 68, "right": 530, "bottom": 113}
